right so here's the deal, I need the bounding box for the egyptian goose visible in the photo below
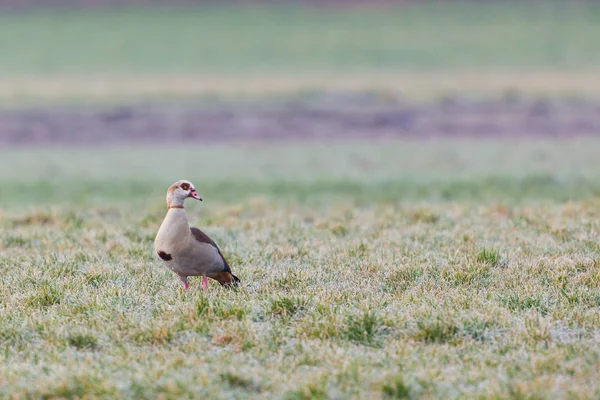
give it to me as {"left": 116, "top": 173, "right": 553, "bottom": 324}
{"left": 154, "top": 180, "right": 239, "bottom": 292}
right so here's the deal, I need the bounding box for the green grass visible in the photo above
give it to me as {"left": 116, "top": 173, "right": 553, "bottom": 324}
{"left": 0, "top": 2, "right": 599, "bottom": 75}
{"left": 1, "top": 3, "right": 600, "bottom": 104}
{"left": 2, "top": 139, "right": 600, "bottom": 397}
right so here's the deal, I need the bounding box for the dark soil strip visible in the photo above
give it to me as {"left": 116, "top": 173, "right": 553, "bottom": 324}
{"left": 2, "top": 96, "right": 600, "bottom": 148}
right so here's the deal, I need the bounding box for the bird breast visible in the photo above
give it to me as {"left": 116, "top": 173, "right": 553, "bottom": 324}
{"left": 154, "top": 209, "right": 191, "bottom": 256}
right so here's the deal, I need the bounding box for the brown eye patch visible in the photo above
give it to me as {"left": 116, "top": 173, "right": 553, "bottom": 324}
{"left": 181, "top": 183, "right": 190, "bottom": 190}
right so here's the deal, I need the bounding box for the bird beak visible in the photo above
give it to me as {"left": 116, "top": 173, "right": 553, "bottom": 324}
{"left": 189, "top": 190, "right": 203, "bottom": 201}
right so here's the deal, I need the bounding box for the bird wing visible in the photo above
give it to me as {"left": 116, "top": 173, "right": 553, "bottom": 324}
{"left": 190, "top": 227, "right": 239, "bottom": 286}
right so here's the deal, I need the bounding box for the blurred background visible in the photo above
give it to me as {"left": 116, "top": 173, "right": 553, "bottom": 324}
{"left": 1, "top": 0, "right": 599, "bottom": 207}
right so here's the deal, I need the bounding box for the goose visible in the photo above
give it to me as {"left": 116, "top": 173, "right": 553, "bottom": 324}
{"left": 154, "top": 180, "right": 239, "bottom": 292}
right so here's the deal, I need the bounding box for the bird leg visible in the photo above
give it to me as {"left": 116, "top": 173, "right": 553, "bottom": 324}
{"left": 180, "top": 276, "right": 189, "bottom": 291}
{"left": 202, "top": 276, "right": 208, "bottom": 294}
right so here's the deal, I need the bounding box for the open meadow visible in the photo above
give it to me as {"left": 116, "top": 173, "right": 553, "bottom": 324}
{"left": 2, "top": 1, "right": 600, "bottom": 399}
{"left": 2, "top": 141, "right": 600, "bottom": 398}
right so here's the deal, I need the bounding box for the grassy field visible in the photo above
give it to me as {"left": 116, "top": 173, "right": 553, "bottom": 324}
{"left": 2, "top": 140, "right": 600, "bottom": 398}
{"left": 1, "top": 2, "right": 600, "bottom": 103}
{"left": 1, "top": 3, "right": 600, "bottom": 74}
{"left": 1, "top": 2, "right": 600, "bottom": 397}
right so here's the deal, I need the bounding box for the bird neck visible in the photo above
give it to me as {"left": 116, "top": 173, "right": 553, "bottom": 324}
{"left": 164, "top": 208, "right": 189, "bottom": 227}
{"left": 166, "top": 194, "right": 186, "bottom": 209}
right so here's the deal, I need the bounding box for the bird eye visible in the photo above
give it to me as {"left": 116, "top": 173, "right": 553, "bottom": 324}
{"left": 181, "top": 183, "right": 190, "bottom": 190}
